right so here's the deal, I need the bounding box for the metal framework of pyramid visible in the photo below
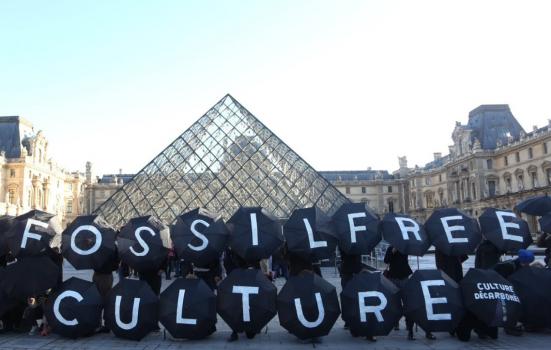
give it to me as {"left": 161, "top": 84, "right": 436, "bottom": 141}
{"left": 95, "top": 95, "right": 349, "bottom": 227}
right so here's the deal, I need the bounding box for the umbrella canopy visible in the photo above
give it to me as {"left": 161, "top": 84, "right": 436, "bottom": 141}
{"left": 380, "top": 213, "right": 430, "bottom": 256}
{"left": 171, "top": 208, "right": 229, "bottom": 266}
{"left": 402, "top": 269, "right": 464, "bottom": 332}
{"left": 331, "top": 203, "right": 381, "bottom": 255}
{"left": 5, "top": 210, "right": 58, "bottom": 257}
{"left": 118, "top": 216, "right": 170, "bottom": 274}
{"left": 159, "top": 277, "right": 217, "bottom": 339}
{"left": 44, "top": 277, "right": 103, "bottom": 338}
{"left": 509, "top": 267, "right": 551, "bottom": 328}
{"left": 227, "top": 207, "right": 284, "bottom": 262}
{"left": 0, "top": 215, "right": 14, "bottom": 257}
{"left": 340, "top": 271, "right": 402, "bottom": 337}
{"left": 538, "top": 213, "right": 551, "bottom": 234}
{"left": 217, "top": 268, "right": 276, "bottom": 334}
{"left": 514, "top": 195, "right": 551, "bottom": 216}
{"left": 0, "top": 255, "right": 60, "bottom": 299}
{"left": 277, "top": 272, "right": 340, "bottom": 340}
{"left": 460, "top": 268, "right": 521, "bottom": 328}
{"left": 61, "top": 215, "right": 117, "bottom": 271}
{"left": 105, "top": 278, "right": 159, "bottom": 340}
{"left": 284, "top": 207, "right": 338, "bottom": 261}
{"left": 479, "top": 208, "right": 532, "bottom": 253}
{"left": 425, "top": 208, "right": 482, "bottom": 256}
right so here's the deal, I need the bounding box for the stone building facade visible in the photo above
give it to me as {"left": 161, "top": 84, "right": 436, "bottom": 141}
{"left": 0, "top": 116, "right": 85, "bottom": 227}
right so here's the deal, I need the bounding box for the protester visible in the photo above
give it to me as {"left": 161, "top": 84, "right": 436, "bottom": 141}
{"left": 455, "top": 311, "right": 498, "bottom": 341}
{"left": 435, "top": 250, "right": 468, "bottom": 283}
{"left": 271, "top": 246, "right": 289, "bottom": 280}
{"left": 92, "top": 249, "right": 119, "bottom": 333}
{"left": 192, "top": 258, "right": 223, "bottom": 291}
{"left": 384, "top": 245, "right": 435, "bottom": 341}
{"left": 166, "top": 246, "right": 176, "bottom": 280}
{"left": 474, "top": 240, "right": 502, "bottom": 269}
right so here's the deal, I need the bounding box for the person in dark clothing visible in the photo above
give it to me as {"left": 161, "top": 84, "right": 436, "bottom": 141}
{"left": 93, "top": 249, "right": 119, "bottom": 333}
{"left": 271, "top": 246, "right": 289, "bottom": 280}
{"left": 193, "top": 259, "right": 223, "bottom": 291}
{"left": 474, "top": 240, "right": 502, "bottom": 269}
{"left": 455, "top": 311, "right": 498, "bottom": 341}
{"left": 384, "top": 246, "right": 435, "bottom": 341}
{"left": 435, "top": 250, "right": 468, "bottom": 283}
{"left": 46, "top": 246, "right": 63, "bottom": 287}
{"left": 139, "top": 257, "right": 167, "bottom": 296}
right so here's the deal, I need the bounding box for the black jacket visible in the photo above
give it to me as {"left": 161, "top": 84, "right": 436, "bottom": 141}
{"left": 435, "top": 250, "right": 467, "bottom": 283}
{"left": 384, "top": 246, "right": 412, "bottom": 280}
{"left": 475, "top": 240, "right": 501, "bottom": 269}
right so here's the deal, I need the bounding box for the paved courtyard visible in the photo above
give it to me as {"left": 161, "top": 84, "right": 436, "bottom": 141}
{"left": 0, "top": 263, "right": 550, "bottom": 349}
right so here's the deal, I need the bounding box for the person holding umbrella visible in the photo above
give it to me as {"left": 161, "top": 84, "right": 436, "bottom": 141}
{"left": 474, "top": 240, "right": 502, "bottom": 269}
{"left": 383, "top": 245, "right": 435, "bottom": 340}
{"left": 435, "top": 250, "right": 468, "bottom": 284}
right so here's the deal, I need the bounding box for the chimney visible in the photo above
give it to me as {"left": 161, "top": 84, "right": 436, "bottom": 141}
{"left": 433, "top": 152, "right": 442, "bottom": 161}
{"left": 119, "top": 168, "right": 122, "bottom": 175}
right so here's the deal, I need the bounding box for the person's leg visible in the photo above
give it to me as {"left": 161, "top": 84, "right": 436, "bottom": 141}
{"left": 406, "top": 318, "right": 415, "bottom": 340}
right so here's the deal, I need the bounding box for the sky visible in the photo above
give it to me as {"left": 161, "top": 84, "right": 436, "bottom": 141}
{"left": 1, "top": 0, "right": 551, "bottom": 177}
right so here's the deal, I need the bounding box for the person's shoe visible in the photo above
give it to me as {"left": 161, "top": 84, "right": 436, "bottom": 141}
{"left": 504, "top": 327, "right": 522, "bottom": 336}
{"left": 350, "top": 330, "right": 359, "bottom": 338}
{"left": 228, "top": 331, "right": 238, "bottom": 342}
{"left": 28, "top": 326, "right": 39, "bottom": 336}
{"left": 425, "top": 332, "right": 436, "bottom": 340}
{"left": 366, "top": 335, "right": 377, "bottom": 342}
{"left": 98, "top": 326, "right": 110, "bottom": 333}
{"left": 245, "top": 331, "right": 256, "bottom": 339}
{"left": 394, "top": 325, "right": 400, "bottom": 331}
{"left": 408, "top": 330, "right": 416, "bottom": 340}
{"left": 343, "top": 323, "right": 349, "bottom": 330}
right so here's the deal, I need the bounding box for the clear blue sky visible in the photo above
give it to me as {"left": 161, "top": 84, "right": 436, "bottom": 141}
{"left": 1, "top": 1, "right": 550, "bottom": 176}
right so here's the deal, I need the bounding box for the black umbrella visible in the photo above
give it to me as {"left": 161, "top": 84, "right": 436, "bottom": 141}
{"left": 380, "top": 213, "right": 430, "bottom": 256}
{"left": 402, "top": 269, "right": 464, "bottom": 332}
{"left": 118, "top": 216, "right": 170, "bottom": 274}
{"left": 340, "top": 271, "right": 402, "bottom": 337}
{"left": 159, "top": 277, "right": 217, "bottom": 339}
{"left": 332, "top": 203, "right": 381, "bottom": 255}
{"left": 284, "top": 207, "right": 338, "bottom": 261}
{"left": 105, "top": 278, "right": 159, "bottom": 340}
{"left": 0, "top": 215, "right": 14, "bottom": 257}
{"left": 171, "top": 208, "right": 229, "bottom": 266}
{"left": 479, "top": 208, "right": 532, "bottom": 253}
{"left": 277, "top": 272, "right": 340, "bottom": 340}
{"left": 227, "top": 207, "right": 284, "bottom": 262}
{"left": 509, "top": 267, "right": 551, "bottom": 328}
{"left": 1, "top": 255, "right": 60, "bottom": 299}
{"left": 217, "top": 268, "right": 276, "bottom": 334}
{"left": 538, "top": 213, "right": 551, "bottom": 234}
{"left": 425, "top": 208, "right": 482, "bottom": 256}
{"left": 514, "top": 195, "right": 551, "bottom": 216}
{"left": 460, "top": 268, "right": 521, "bottom": 328}
{"left": 44, "top": 277, "right": 103, "bottom": 338}
{"left": 61, "top": 215, "right": 117, "bottom": 271}
{"left": 5, "top": 210, "right": 58, "bottom": 257}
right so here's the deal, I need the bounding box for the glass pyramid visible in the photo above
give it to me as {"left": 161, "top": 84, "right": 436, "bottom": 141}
{"left": 95, "top": 95, "right": 350, "bottom": 227}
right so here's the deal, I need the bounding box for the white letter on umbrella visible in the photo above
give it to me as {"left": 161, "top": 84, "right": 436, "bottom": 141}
{"left": 130, "top": 226, "right": 155, "bottom": 256}
{"left": 295, "top": 292, "right": 325, "bottom": 328}
{"left": 420, "top": 280, "right": 451, "bottom": 321}
{"left": 188, "top": 219, "right": 209, "bottom": 252}
{"left": 250, "top": 213, "right": 259, "bottom": 246}
{"left": 21, "top": 219, "right": 47, "bottom": 248}
{"left": 496, "top": 211, "right": 523, "bottom": 242}
{"left": 176, "top": 289, "right": 197, "bottom": 325}
{"left": 395, "top": 217, "right": 421, "bottom": 241}
{"left": 53, "top": 290, "right": 83, "bottom": 326}
{"left": 358, "top": 291, "right": 387, "bottom": 322}
{"left": 304, "top": 218, "right": 327, "bottom": 249}
{"left": 440, "top": 216, "right": 468, "bottom": 244}
{"left": 115, "top": 296, "right": 140, "bottom": 330}
{"left": 70, "top": 225, "right": 102, "bottom": 255}
{"left": 232, "top": 286, "right": 259, "bottom": 322}
{"left": 347, "top": 212, "right": 367, "bottom": 244}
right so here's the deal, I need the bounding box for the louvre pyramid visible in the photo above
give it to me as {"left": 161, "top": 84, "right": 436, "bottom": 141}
{"left": 95, "top": 95, "right": 349, "bottom": 227}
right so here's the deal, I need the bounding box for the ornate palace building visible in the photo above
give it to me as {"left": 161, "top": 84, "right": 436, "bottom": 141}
{"left": 0, "top": 116, "right": 85, "bottom": 227}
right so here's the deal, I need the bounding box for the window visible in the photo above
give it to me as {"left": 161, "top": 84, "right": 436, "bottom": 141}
{"left": 9, "top": 169, "right": 15, "bottom": 178}
{"left": 387, "top": 186, "right": 393, "bottom": 193}
{"left": 360, "top": 198, "right": 368, "bottom": 204}
{"left": 470, "top": 161, "right": 474, "bottom": 171}
{"left": 8, "top": 189, "right": 15, "bottom": 204}
{"left": 517, "top": 175, "right": 524, "bottom": 191}
{"left": 66, "top": 200, "right": 73, "bottom": 214}
{"left": 486, "top": 159, "right": 493, "bottom": 169}
{"left": 547, "top": 168, "right": 551, "bottom": 185}
{"left": 425, "top": 177, "right": 431, "bottom": 185}
{"left": 544, "top": 142, "right": 548, "bottom": 154}
{"left": 505, "top": 177, "right": 512, "bottom": 192}
{"left": 345, "top": 186, "right": 350, "bottom": 194}
{"left": 471, "top": 183, "right": 476, "bottom": 200}
{"left": 504, "top": 156, "right": 508, "bottom": 166}
{"left": 361, "top": 187, "right": 366, "bottom": 194}
{"left": 531, "top": 172, "right": 538, "bottom": 188}
{"left": 488, "top": 180, "right": 496, "bottom": 197}
{"left": 388, "top": 200, "right": 394, "bottom": 213}
{"left": 438, "top": 174, "right": 442, "bottom": 182}
{"left": 528, "top": 147, "right": 533, "bottom": 159}
{"left": 515, "top": 152, "right": 520, "bottom": 162}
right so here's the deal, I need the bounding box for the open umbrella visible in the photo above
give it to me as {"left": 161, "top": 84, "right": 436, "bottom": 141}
{"left": 538, "top": 214, "right": 551, "bottom": 234}
{"left": 171, "top": 208, "right": 229, "bottom": 266}
{"left": 340, "top": 271, "right": 402, "bottom": 337}
{"left": 5, "top": 210, "right": 58, "bottom": 257}
{"left": 425, "top": 208, "right": 482, "bottom": 256}
{"left": 159, "top": 277, "right": 217, "bottom": 339}
{"left": 217, "top": 268, "right": 276, "bottom": 334}
{"left": 380, "top": 213, "right": 430, "bottom": 256}
{"left": 284, "top": 207, "right": 338, "bottom": 262}
{"left": 227, "top": 207, "right": 284, "bottom": 262}
{"left": 118, "top": 216, "right": 170, "bottom": 274}
{"left": 104, "top": 278, "right": 159, "bottom": 340}
{"left": 402, "top": 269, "right": 464, "bottom": 332}
{"left": 479, "top": 208, "right": 532, "bottom": 253}
{"left": 0, "top": 215, "right": 14, "bottom": 257}
{"left": 332, "top": 203, "right": 381, "bottom": 255}
{"left": 460, "top": 268, "right": 521, "bottom": 328}
{"left": 44, "top": 277, "right": 103, "bottom": 338}
{"left": 509, "top": 266, "right": 551, "bottom": 328}
{"left": 61, "top": 215, "right": 117, "bottom": 271}
{"left": 277, "top": 272, "right": 340, "bottom": 340}
{"left": 514, "top": 195, "right": 551, "bottom": 216}
{"left": 1, "top": 255, "right": 60, "bottom": 299}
